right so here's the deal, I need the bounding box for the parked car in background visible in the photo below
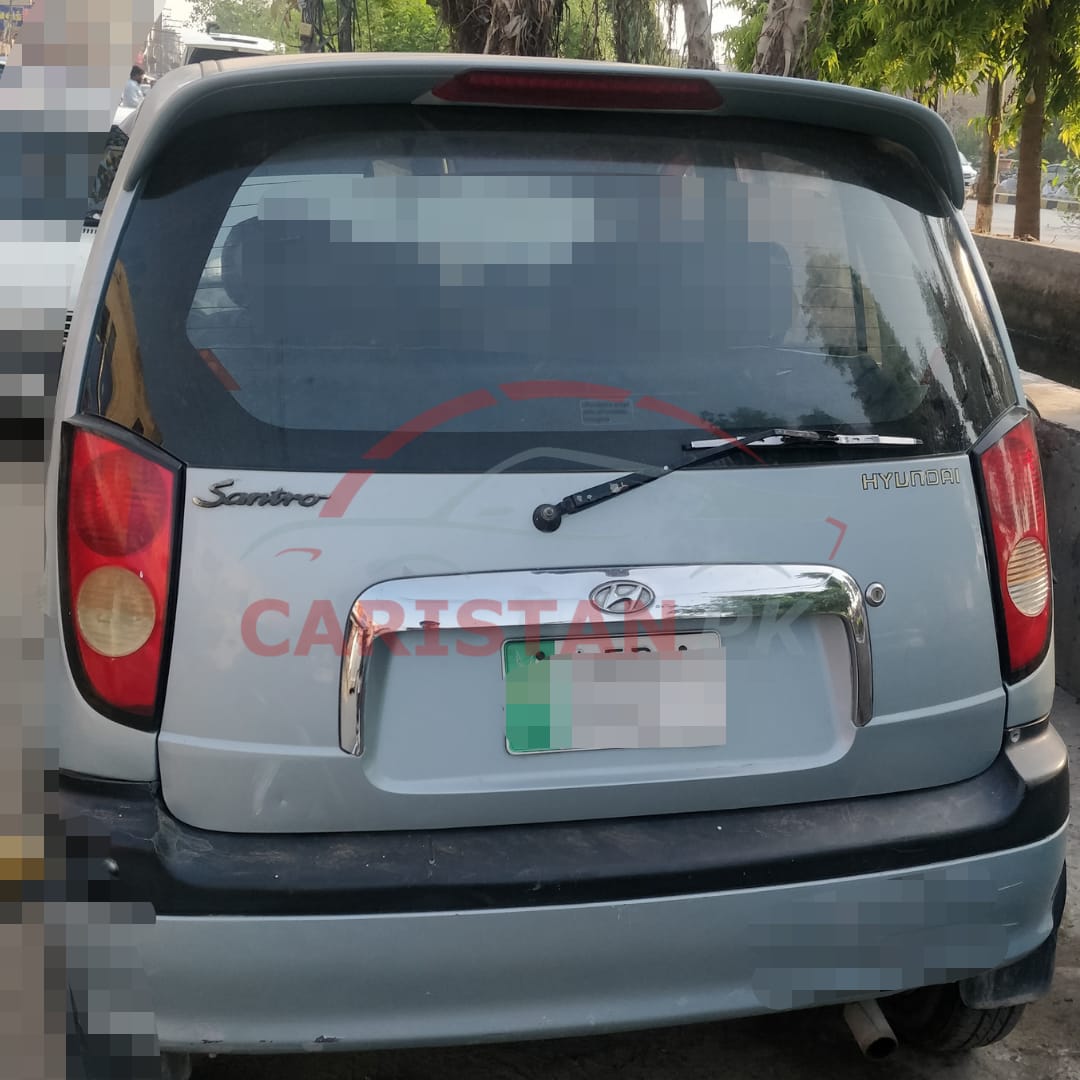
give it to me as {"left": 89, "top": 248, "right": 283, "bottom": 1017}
{"left": 178, "top": 26, "right": 284, "bottom": 66}
{"left": 959, "top": 151, "right": 978, "bottom": 196}
{"left": 997, "top": 162, "right": 1078, "bottom": 201}
{"left": 1042, "top": 162, "right": 1078, "bottom": 201}
{"left": 54, "top": 54, "right": 1068, "bottom": 1079}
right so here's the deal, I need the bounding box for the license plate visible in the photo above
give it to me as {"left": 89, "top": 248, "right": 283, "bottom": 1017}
{"left": 504, "top": 632, "right": 726, "bottom": 754}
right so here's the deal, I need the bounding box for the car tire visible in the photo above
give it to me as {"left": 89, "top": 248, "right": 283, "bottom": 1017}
{"left": 881, "top": 984, "right": 1024, "bottom": 1052}
{"left": 160, "top": 1052, "right": 193, "bottom": 1080}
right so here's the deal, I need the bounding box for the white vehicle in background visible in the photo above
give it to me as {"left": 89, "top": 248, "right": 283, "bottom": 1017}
{"left": 178, "top": 27, "right": 285, "bottom": 66}
{"left": 959, "top": 152, "right": 978, "bottom": 197}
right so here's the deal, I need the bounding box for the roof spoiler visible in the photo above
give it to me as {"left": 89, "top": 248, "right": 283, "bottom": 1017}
{"left": 121, "top": 55, "right": 966, "bottom": 209}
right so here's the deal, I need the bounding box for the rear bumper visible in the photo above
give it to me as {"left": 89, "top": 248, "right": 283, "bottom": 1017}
{"left": 61, "top": 722, "right": 1069, "bottom": 917}
{"left": 59, "top": 723, "right": 1069, "bottom": 1052}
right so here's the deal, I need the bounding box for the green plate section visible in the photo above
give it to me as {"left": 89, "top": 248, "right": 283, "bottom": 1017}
{"left": 505, "top": 640, "right": 573, "bottom": 753}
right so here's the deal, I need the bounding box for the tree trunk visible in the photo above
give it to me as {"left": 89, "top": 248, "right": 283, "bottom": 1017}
{"left": 439, "top": 0, "right": 491, "bottom": 51}
{"left": 299, "top": 0, "right": 320, "bottom": 51}
{"left": 753, "top": 0, "right": 816, "bottom": 77}
{"left": 682, "top": 0, "right": 715, "bottom": 70}
{"left": 612, "top": 0, "right": 632, "bottom": 62}
{"left": 339, "top": 1, "right": 354, "bottom": 52}
{"left": 974, "top": 76, "right": 1003, "bottom": 235}
{"left": 1014, "top": 2, "right": 1050, "bottom": 240}
{"left": 483, "top": 0, "right": 561, "bottom": 54}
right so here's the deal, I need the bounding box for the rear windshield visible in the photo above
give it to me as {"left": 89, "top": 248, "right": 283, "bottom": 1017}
{"left": 81, "top": 106, "right": 1015, "bottom": 472}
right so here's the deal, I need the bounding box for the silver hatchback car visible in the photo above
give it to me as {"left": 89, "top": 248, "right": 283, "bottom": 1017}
{"left": 51, "top": 54, "right": 1068, "bottom": 1073}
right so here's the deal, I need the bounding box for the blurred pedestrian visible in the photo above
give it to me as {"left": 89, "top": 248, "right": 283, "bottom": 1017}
{"left": 121, "top": 64, "right": 147, "bottom": 107}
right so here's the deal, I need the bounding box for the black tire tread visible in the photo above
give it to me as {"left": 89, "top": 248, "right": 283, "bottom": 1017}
{"left": 883, "top": 985, "right": 1025, "bottom": 1052}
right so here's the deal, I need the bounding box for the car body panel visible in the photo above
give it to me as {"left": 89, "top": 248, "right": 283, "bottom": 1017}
{"left": 156, "top": 458, "right": 1007, "bottom": 834}
{"left": 141, "top": 828, "right": 1067, "bottom": 1052}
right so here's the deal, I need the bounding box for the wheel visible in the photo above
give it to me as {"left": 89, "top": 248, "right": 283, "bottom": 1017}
{"left": 160, "top": 1053, "right": 193, "bottom": 1080}
{"left": 881, "top": 984, "right": 1024, "bottom": 1052}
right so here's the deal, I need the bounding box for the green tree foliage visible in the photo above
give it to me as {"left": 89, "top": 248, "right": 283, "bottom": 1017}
{"left": 190, "top": 0, "right": 299, "bottom": 44}
{"left": 723, "top": 0, "right": 1080, "bottom": 239}
{"left": 556, "top": 0, "right": 616, "bottom": 59}
{"left": 721, "top": 0, "right": 767, "bottom": 71}
{"left": 605, "top": 0, "right": 673, "bottom": 63}
{"left": 192, "top": 0, "right": 447, "bottom": 52}
{"left": 355, "top": 0, "right": 448, "bottom": 51}
{"left": 953, "top": 120, "right": 985, "bottom": 159}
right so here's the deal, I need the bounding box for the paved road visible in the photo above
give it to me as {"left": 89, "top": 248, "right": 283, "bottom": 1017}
{"left": 964, "top": 198, "right": 1080, "bottom": 251}
{"left": 196, "top": 688, "right": 1080, "bottom": 1080}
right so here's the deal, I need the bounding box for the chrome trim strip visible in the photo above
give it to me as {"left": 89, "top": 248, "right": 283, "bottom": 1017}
{"left": 339, "top": 564, "right": 873, "bottom": 756}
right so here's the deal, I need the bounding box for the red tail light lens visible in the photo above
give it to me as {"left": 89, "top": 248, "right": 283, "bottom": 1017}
{"left": 431, "top": 71, "right": 724, "bottom": 111}
{"left": 977, "top": 415, "right": 1052, "bottom": 680}
{"left": 61, "top": 424, "right": 179, "bottom": 726}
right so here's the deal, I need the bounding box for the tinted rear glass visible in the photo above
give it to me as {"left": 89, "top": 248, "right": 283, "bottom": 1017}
{"left": 81, "top": 106, "right": 1015, "bottom": 472}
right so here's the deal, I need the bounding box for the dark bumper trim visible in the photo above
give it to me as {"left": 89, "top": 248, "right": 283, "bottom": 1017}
{"left": 59, "top": 728, "right": 1069, "bottom": 917}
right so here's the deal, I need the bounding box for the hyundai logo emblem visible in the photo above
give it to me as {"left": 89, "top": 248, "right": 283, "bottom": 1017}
{"left": 588, "top": 581, "right": 656, "bottom": 615}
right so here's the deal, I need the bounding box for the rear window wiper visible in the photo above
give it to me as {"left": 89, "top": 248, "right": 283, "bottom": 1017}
{"left": 689, "top": 429, "right": 924, "bottom": 448}
{"left": 532, "top": 428, "right": 922, "bottom": 532}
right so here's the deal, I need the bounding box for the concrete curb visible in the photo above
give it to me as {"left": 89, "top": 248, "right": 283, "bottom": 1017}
{"left": 994, "top": 191, "right": 1080, "bottom": 211}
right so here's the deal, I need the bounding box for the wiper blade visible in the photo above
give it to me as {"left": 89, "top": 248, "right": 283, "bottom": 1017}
{"left": 532, "top": 427, "right": 924, "bottom": 532}
{"left": 532, "top": 428, "right": 776, "bottom": 533}
{"left": 688, "top": 429, "right": 923, "bottom": 449}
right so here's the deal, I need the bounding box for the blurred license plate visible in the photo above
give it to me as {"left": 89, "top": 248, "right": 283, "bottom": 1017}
{"left": 504, "top": 632, "right": 725, "bottom": 754}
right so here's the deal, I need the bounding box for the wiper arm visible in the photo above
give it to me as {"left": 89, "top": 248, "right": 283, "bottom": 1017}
{"left": 532, "top": 428, "right": 776, "bottom": 533}
{"left": 532, "top": 428, "right": 924, "bottom": 532}
{"left": 688, "top": 429, "right": 923, "bottom": 448}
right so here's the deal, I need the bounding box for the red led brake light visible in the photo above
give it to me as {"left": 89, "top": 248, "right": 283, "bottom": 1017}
{"left": 431, "top": 71, "right": 723, "bottom": 111}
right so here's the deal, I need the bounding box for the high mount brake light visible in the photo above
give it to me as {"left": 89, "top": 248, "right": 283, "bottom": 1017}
{"left": 976, "top": 415, "right": 1052, "bottom": 681}
{"left": 431, "top": 71, "right": 724, "bottom": 112}
{"left": 60, "top": 423, "right": 181, "bottom": 728}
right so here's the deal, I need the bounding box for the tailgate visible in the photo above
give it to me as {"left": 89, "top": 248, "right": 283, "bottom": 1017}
{"left": 80, "top": 96, "right": 1019, "bottom": 833}
{"left": 157, "top": 459, "right": 1005, "bottom": 833}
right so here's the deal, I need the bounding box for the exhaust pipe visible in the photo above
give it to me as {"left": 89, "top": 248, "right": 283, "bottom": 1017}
{"left": 843, "top": 999, "right": 899, "bottom": 1059}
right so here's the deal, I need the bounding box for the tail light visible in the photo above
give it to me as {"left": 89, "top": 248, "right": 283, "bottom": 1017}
{"left": 431, "top": 71, "right": 724, "bottom": 111}
{"left": 59, "top": 421, "right": 181, "bottom": 729}
{"left": 976, "top": 414, "right": 1052, "bottom": 681}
